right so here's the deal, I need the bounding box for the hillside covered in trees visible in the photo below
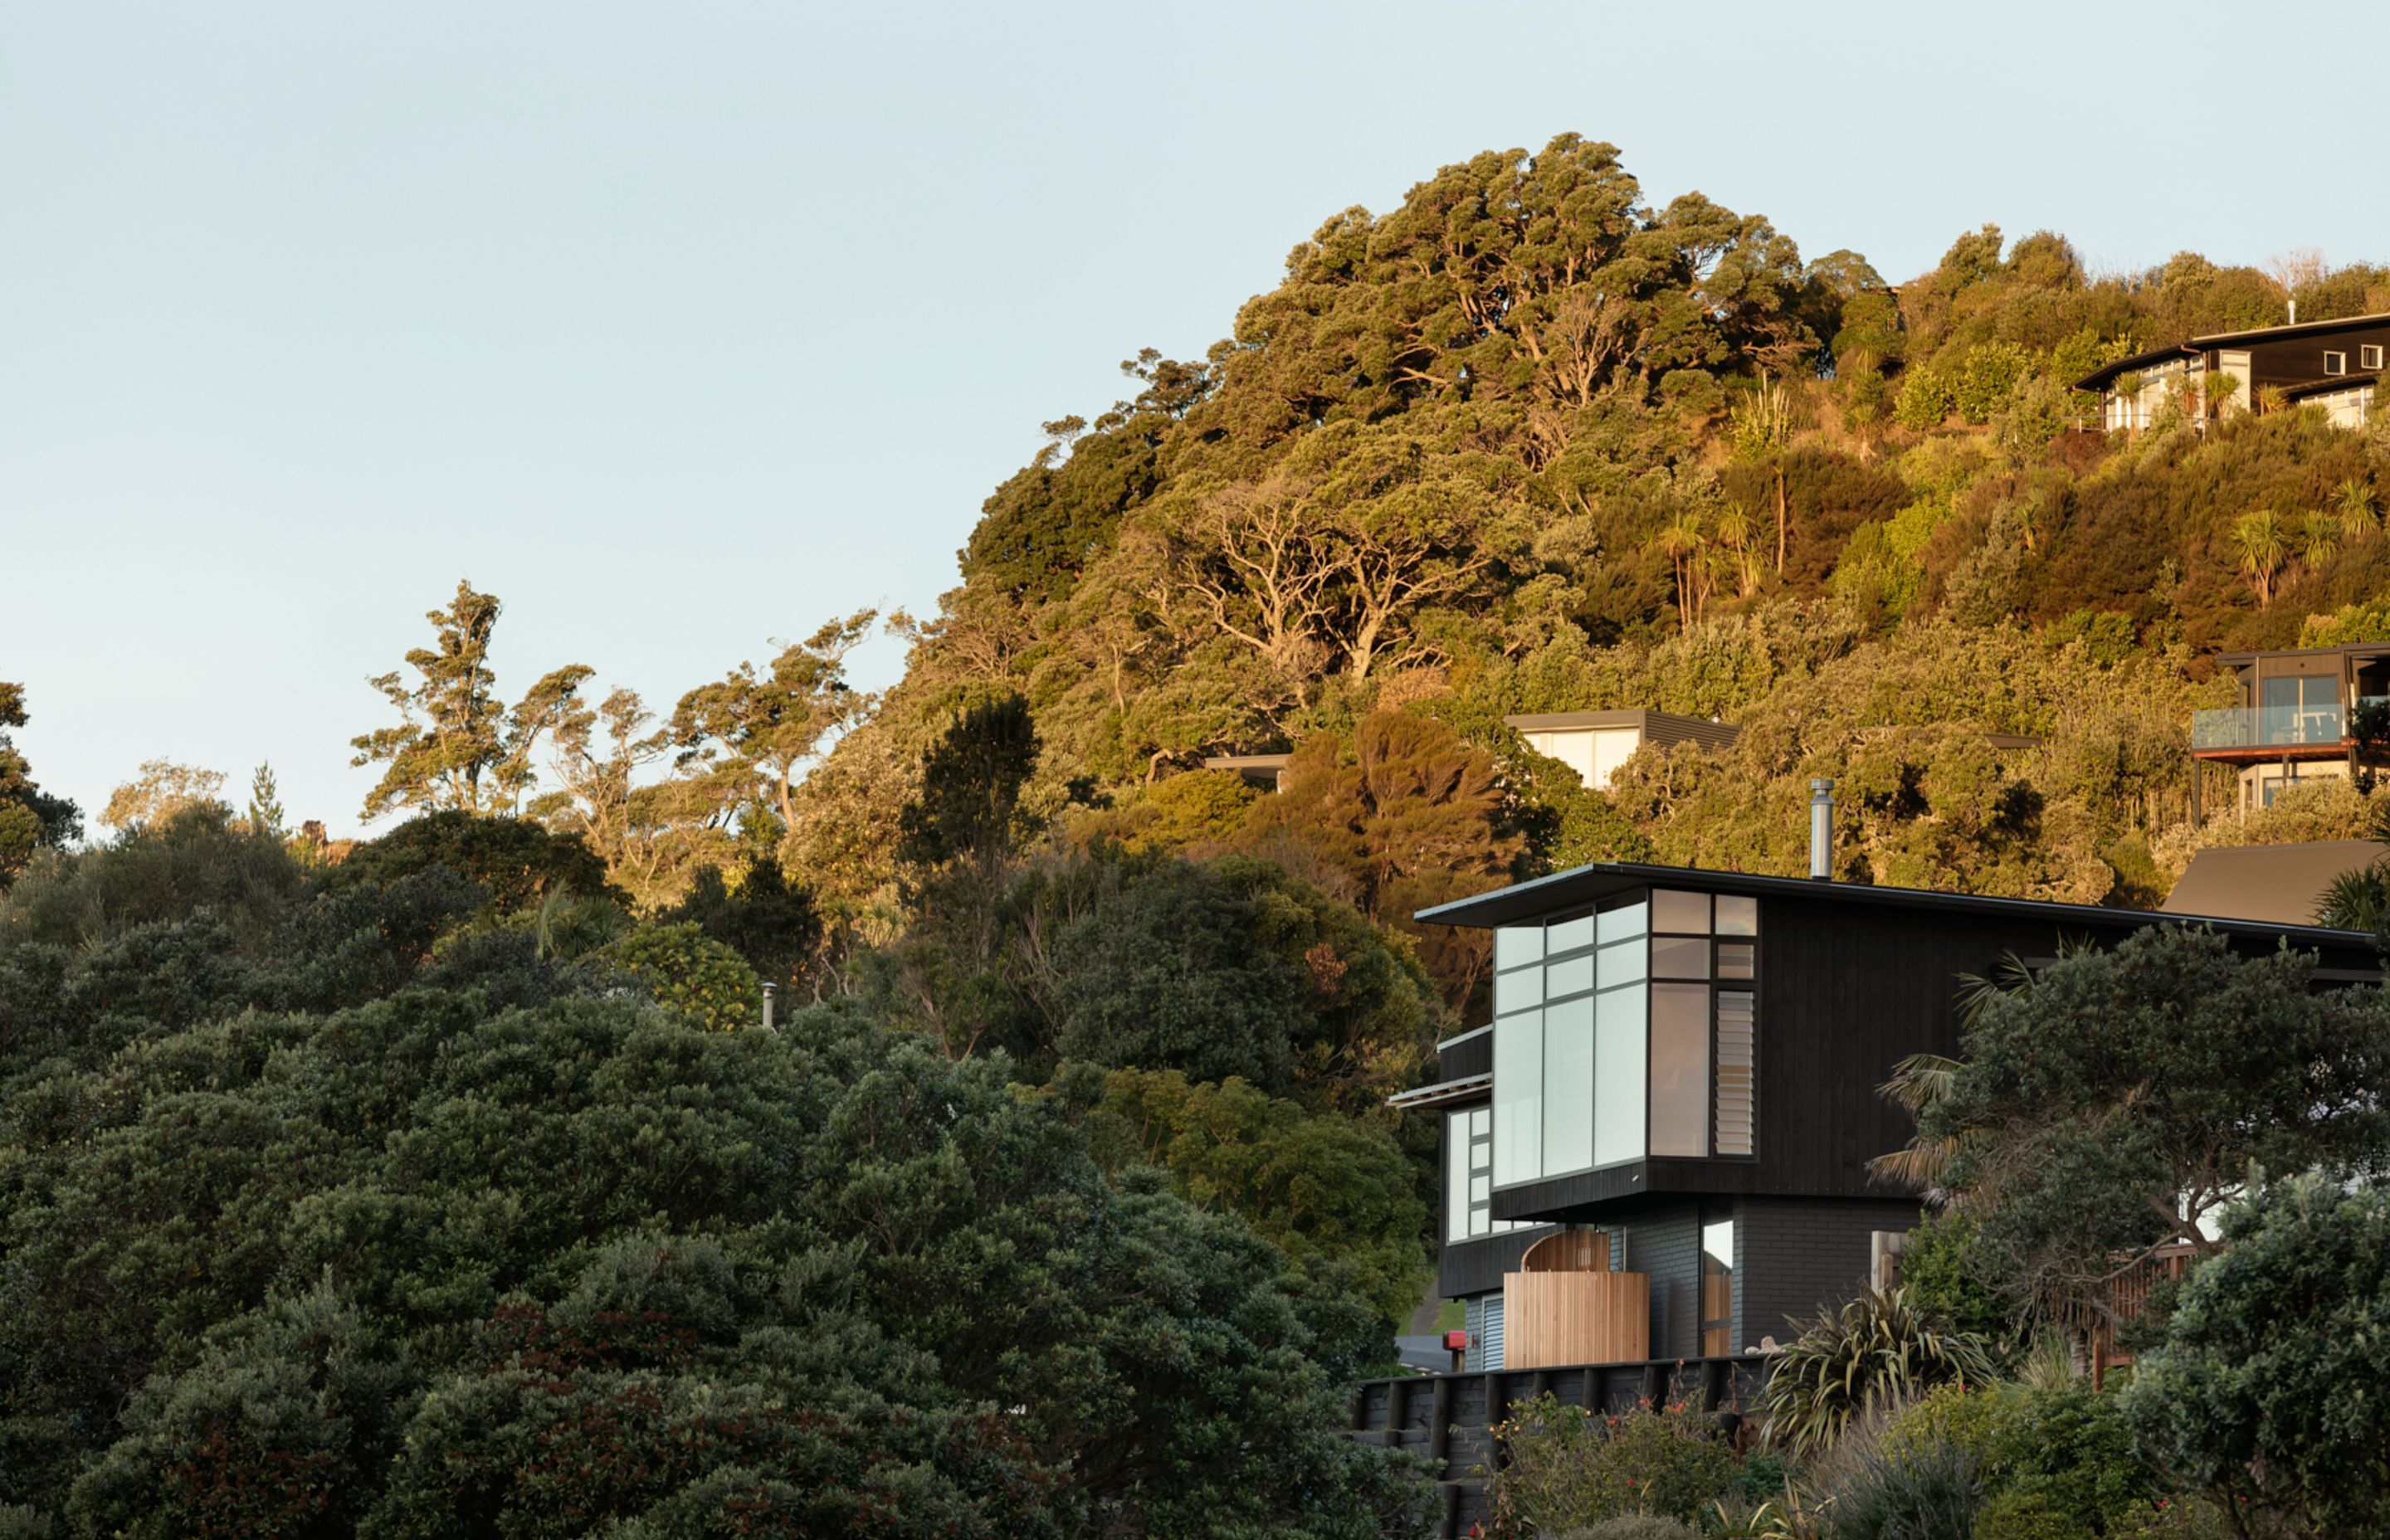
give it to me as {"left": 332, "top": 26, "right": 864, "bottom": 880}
{"left": 7, "top": 132, "right": 2390, "bottom": 1536}
{"left": 788, "top": 136, "right": 2390, "bottom": 933}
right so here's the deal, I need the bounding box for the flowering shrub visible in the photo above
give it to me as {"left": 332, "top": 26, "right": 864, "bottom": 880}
{"left": 1484, "top": 1393, "right": 1739, "bottom": 1533}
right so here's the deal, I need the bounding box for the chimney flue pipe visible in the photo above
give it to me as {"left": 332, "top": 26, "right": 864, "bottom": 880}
{"left": 1809, "top": 778, "right": 1835, "bottom": 880}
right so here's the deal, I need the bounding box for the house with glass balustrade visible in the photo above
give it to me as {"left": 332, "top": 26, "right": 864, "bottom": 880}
{"left": 1391, "top": 861, "right": 2376, "bottom": 1373}
{"left": 2188, "top": 641, "right": 2390, "bottom": 817}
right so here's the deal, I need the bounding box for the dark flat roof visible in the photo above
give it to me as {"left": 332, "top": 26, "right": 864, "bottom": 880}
{"left": 2072, "top": 310, "right": 2390, "bottom": 391}
{"left": 1504, "top": 709, "right": 1723, "bottom": 731}
{"left": 1413, "top": 859, "right": 2371, "bottom": 948}
{"left": 2212, "top": 642, "right": 2390, "bottom": 666}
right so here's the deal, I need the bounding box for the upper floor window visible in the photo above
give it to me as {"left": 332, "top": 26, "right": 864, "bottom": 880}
{"left": 2325, "top": 350, "right": 2349, "bottom": 375}
{"left": 1490, "top": 889, "right": 1758, "bottom": 1188}
{"left": 2365, "top": 345, "right": 2385, "bottom": 371}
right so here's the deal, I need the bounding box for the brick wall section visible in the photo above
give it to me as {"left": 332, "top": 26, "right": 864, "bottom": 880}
{"left": 1737, "top": 1196, "right": 1922, "bottom": 1348}
{"left": 1610, "top": 1204, "right": 1702, "bottom": 1361}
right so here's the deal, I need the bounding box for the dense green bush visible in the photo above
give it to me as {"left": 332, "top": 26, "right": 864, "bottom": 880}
{"left": 1085, "top": 1066, "right": 1427, "bottom": 1328}
{"left": 0, "top": 804, "right": 307, "bottom": 950}
{"left": 0, "top": 873, "right": 1425, "bottom": 1535}
{"left": 1485, "top": 1395, "right": 1740, "bottom": 1530}
{"left": 599, "top": 919, "right": 764, "bottom": 1030}
{"left": 2122, "top": 1173, "right": 2390, "bottom": 1540}
{"left": 326, "top": 808, "right": 618, "bottom": 911}
{"left": 1896, "top": 1212, "right": 2011, "bottom": 1347}
{"left": 1873, "top": 1379, "right": 2200, "bottom": 1540}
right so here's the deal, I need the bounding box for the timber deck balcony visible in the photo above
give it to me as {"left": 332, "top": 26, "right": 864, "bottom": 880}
{"left": 2189, "top": 699, "right": 2387, "bottom": 762}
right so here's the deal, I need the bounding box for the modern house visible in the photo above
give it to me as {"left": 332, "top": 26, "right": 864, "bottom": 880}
{"left": 1504, "top": 710, "right": 1739, "bottom": 791}
{"left": 2072, "top": 311, "right": 2390, "bottom": 431}
{"left": 1393, "top": 849, "right": 2377, "bottom": 1373}
{"left": 2188, "top": 641, "right": 2390, "bottom": 816}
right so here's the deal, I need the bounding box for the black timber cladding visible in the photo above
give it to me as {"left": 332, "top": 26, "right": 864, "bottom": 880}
{"left": 1419, "top": 862, "right": 2378, "bottom": 1227}
{"left": 2072, "top": 311, "right": 2390, "bottom": 392}
{"left": 1436, "top": 1025, "right": 1492, "bottom": 1081}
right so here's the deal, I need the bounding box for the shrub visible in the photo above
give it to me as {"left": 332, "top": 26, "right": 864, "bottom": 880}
{"left": 601, "top": 921, "right": 763, "bottom": 1030}
{"left": 1895, "top": 364, "right": 1956, "bottom": 431}
{"left": 1486, "top": 1395, "right": 1739, "bottom": 1530}
{"left": 2120, "top": 1173, "right": 2390, "bottom": 1540}
{"left": 1548, "top": 1516, "right": 1700, "bottom": 1540}
{"left": 1986, "top": 1381, "right": 2156, "bottom": 1532}
{"left": 1895, "top": 1214, "right": 2011, "bottom": 1347}
{"left": 1756, "top": 1288, "right": 1994, "bottom": 1458}
{"left": 1814, "top": 1425, "right": 1982, "bottom": 1540}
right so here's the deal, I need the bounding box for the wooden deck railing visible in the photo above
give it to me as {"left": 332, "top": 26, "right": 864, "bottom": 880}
{"left": 2091, "top": 1240, "right": 2199, "bottom": 1386}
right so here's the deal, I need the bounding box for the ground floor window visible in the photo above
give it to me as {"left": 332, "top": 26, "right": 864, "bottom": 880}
{"left": 1699, "top": 1213, "right": 1734, "bottom": 1357}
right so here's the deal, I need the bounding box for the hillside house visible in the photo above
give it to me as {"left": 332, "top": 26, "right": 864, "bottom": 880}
{"left": 2189, "top": 641, "right": 2390, "bottom": 816}
{"left": 1394, "top": 860, "right": 2373, "bottom": 1373}
{"left": 2074, "top": 312, "right": 2390, "bottom": 431}
{"left": 1503, "top": 710, "right": 1739, "bottom": 791}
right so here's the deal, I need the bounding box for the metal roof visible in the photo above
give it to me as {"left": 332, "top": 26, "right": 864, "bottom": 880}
{"left": 2162, "top": 841, "right": 2388, "bottom": 928}
{"left": 1413, "top": 859, "right": 2373, "bottom": 948}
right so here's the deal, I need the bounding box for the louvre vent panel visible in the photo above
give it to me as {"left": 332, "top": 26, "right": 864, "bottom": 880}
{"left": 1715, "top": 992, "right": 1755, "bottom": 1157}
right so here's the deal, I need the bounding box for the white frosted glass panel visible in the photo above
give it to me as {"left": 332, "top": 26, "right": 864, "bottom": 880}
{"left": 1651, "top": 936, "right": 1710, "bottom": 979}
{"left": 1599, "top": 938, "right": 1646, "bottom": 986}
{"left": 1598, "top": 901, "right": 1647, "bottom": 946}
{"left": 1715, "top": 894, "right": 1758, "bottom": 936}
{"left": 1495, "top": 925, "right": 1544, "bottom": 972}
{"left": 1471, "top": 1173, "right": 1491, "bottom": 1203}
{"left": 1593, "top": 986, "right": 1646, "bottom": 1166}
{"left": 1650, "top": 982, "right": 1710, "bottom": 1157}
{"left": 1470, "top": 1107, "right": 1490, "bottom": 1138}
{"left": 1497, "top": 967, "right": 1544, "bottom": 1012}
{"left": 1540, "top": 994, "right": 1595, "bottom": 1176}
{"left": 1653, "top": 889, "right": 1710, "bottom": 934}
{"left": 1715, "top": 990, "right": 1755, "bottom": 1157}
{"left": 1545, "top": 953, "right": 1595, "bottom": 998}
{"left": 1547, "top": 914, "right": 1596, "bottom": 954}
{"left": 1494, "top": 1008, "right": 1543, "bottom": 1185}
{"left": 1447, "top": 1111, "right": 1473, "bottom": 1242}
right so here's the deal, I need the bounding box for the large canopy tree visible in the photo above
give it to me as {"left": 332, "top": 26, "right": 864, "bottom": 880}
{"left": 0, "top": 680, "right": 80, "bottom": 888}
{"left": 1909, "top": 924, "right": 2390, "bottom": 1333}
{"left": 350, "top": 581, "right": 592, "bottom": 822}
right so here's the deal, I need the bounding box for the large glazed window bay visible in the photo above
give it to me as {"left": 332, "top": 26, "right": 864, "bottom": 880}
{"left": 1490, "top": 889, "right": 1757, "bottom": 1187}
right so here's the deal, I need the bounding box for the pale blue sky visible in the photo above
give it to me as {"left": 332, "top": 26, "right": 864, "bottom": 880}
{"left": 7, "top": 1, "right": 2385, "bottom": 833}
